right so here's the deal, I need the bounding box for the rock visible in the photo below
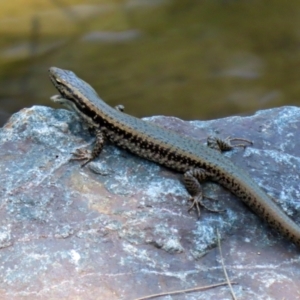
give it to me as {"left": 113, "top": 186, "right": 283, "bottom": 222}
{"left": 0, "top": 105, "right": 300, "bottom": 299}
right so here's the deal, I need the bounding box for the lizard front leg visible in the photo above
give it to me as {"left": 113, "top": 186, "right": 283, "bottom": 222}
{"left": 70, "top": 129, "right": 105, "bottom": 167}
{"left": 115, "top": 105, "right": 125, "bottom": 112}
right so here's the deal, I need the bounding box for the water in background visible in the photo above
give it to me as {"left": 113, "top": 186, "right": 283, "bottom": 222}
{"left": 1, "top": 0, "right": 300, "bottom": 125}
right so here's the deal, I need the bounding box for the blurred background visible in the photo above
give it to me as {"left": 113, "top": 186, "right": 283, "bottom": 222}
{"left": 1, "top": 0, "right": 300, "bottom": 127}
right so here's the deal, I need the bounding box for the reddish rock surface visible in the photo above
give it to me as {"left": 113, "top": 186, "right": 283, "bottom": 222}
{"left": 0, "top": 106, "right": 300, "bottom": 300}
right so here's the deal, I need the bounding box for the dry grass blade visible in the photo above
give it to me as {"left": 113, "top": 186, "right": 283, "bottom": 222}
{"left": 133, "top": 280, "right": 237, "bottom": 300}
{"left": 217, "top": 229, "right": 237, "bottom": 300}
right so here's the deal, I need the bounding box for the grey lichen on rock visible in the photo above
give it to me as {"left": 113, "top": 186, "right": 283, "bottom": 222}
{"left": 1, "top": 105, "right": 300, "bottom": 299}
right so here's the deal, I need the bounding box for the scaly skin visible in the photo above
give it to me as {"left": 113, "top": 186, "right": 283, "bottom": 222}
{"left": 49, "top": 66, "right": 300, "bottom": 247}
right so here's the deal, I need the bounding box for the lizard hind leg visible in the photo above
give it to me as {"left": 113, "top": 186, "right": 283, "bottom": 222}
{"left": 184, "top": 168, "right": 224, "bottom": 218}
{"left": 207, "top": 136, "right": 252, "bottom": 152}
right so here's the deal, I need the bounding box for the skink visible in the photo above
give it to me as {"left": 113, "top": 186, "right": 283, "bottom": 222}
{"left": 49, "top": 66, "right": 300, "bottom": 247}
